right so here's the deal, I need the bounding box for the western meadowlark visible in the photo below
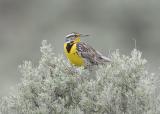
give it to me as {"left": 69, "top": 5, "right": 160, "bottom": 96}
{"left": 64, "top": 32, "right": 111, "bottom": 68}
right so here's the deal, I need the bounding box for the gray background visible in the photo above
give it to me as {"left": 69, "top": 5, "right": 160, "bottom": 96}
{"left": 0, "top": 0, "right": 160, "bottom": 96}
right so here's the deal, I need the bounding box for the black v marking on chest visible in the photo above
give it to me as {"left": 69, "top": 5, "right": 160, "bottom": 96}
{"left": 66, "top": 42, "right": 74, "bottom": 53}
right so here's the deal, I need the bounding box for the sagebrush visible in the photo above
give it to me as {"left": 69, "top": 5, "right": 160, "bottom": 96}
{"left": 0, "top": 40, "right": 159, "bottom": 114}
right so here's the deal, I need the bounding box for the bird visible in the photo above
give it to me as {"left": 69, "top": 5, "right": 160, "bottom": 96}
{"left": 64, "top": 32, "right": 111, "bottom": 68}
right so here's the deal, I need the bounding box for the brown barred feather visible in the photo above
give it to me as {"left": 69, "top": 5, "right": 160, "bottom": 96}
{"left": 76, "top": 42, "right": 111, "bottom": 66}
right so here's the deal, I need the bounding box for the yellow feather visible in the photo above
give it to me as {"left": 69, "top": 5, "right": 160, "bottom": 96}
{"left": 64, "top": 43, "right": 84, "bottom": 66}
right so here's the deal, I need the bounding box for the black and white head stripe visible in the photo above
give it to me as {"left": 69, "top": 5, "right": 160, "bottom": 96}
{"left": 65, "top": 32, "right": 77, "bottom": 38}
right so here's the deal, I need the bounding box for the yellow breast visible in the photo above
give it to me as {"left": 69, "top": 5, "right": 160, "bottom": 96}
{"left": 64, "top": 43, "right": 84, "bottom": 66}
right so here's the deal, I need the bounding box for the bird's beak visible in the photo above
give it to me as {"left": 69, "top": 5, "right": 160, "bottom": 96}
{"left": 79, "top": 34, "right": 90, "bottom": 37}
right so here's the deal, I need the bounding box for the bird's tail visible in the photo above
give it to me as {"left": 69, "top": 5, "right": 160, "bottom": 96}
{"left": 96, "top": 51, "right": 112, "bottom": 62}
{"left": 100, "top": 55, "right": 112, "bottom": 62}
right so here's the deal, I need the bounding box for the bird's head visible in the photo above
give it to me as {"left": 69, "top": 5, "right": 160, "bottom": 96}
{"left": 65, "top": 32, "right": 89, "bottom": 43}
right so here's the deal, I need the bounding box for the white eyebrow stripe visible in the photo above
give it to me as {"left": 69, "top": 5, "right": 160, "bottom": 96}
{"left": 65, "top": 33, "right": 75, "bottom": 38}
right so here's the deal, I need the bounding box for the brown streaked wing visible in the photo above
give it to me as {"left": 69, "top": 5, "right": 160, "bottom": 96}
{"left": 76, "top": 42, "right": 102, "bottom": 65}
